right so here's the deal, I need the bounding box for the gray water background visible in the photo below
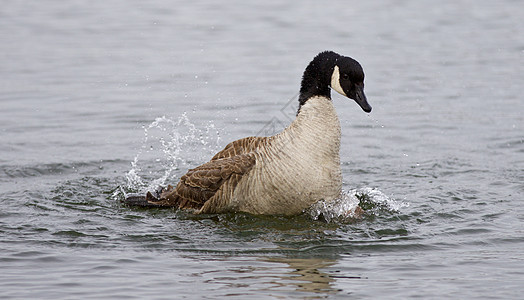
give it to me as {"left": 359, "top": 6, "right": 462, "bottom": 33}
{"left": 1, "top": 1, "right": 523, "bottom": 298}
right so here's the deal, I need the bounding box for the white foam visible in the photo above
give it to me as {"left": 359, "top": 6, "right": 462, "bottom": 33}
{"left": 308, "top": 187, "right": 409, "bottom": 222}
{"left": 358, "top": 187, "right": 410, "bottom": 212}
{"left": 308, "top": 190, "right": 361, "bottom": 223}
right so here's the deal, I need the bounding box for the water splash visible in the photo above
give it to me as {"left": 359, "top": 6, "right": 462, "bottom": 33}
{"left": 124, "top": 113, "right": 222, "bottom": 193}
{"left": 357, "top": 187, "right": 409, "bottom": 213}
{"left": 308, "top": 187, "right": 409, "bottom": 223}
{"left": 308, "top": 191, "right": 361, "bottom": 223}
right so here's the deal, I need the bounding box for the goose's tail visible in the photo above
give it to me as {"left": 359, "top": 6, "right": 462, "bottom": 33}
{"left": 122, "top": 186, "right": 169, "bottom": 208}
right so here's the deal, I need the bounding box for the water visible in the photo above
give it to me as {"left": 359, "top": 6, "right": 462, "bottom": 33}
{"left": 1, "top": 0, "right": 523, "bottom": 298}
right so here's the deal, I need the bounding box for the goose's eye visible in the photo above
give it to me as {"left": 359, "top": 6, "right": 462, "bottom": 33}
{"left": 342, "top": 73, "right": 350, "bottom": 80}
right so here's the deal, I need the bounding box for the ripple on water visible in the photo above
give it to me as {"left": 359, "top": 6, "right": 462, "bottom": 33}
{"left": 0, "top": 160, "right": 128, "bottom": 182}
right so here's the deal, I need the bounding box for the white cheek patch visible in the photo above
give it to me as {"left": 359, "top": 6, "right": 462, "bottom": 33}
{"left": 330, "top": 65, "right": 347, "bottom": 97}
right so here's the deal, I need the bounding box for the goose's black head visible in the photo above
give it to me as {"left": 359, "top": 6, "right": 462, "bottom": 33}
{"left": 298, "top": 51, "right": 371, "bottom": 113}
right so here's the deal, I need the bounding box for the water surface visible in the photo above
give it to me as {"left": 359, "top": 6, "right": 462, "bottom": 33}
{"left": 1, "top": 1, "right": 523, "bottom": 298}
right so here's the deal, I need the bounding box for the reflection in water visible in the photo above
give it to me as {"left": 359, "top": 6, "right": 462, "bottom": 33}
{"left": 196, "top": 256, "right": 348, "bottom": 297}
{"left": 261, "top": 257, "right": 359, "bottom": 297}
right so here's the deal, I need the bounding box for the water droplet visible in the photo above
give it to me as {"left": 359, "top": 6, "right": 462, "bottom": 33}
{"left": 125, "top": 113, "right": 223, "bottom": 193}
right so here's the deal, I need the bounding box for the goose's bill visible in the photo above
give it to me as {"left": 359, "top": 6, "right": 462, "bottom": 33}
{"left": 353, "top": 86, "right": 372, "bottom": 113}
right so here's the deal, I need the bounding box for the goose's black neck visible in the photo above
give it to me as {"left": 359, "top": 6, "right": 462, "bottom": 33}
{"left": 298, "top": 51, "right": 340, "bottom": 110}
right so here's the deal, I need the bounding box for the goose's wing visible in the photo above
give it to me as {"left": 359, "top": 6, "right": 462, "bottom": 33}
{"left": 134, "top": 136, "right": 267, "bottom": 210}
{"left": 211, "top": 136, "right": 268, "bottom": 160}
{"left": 153, "top": 153, "right": 256, "bottom": 211}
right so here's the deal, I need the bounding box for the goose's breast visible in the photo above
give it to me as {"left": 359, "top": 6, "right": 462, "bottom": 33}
{"left": 231, "top": 145, "right": 342, "bottom": 215}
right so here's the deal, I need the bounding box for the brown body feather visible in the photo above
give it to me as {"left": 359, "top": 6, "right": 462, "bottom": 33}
{"left": 210, "top": 136, "right": 269, "bottom": 160}
{"left": 146, "top": 137, "right": 267, "bottom": 212}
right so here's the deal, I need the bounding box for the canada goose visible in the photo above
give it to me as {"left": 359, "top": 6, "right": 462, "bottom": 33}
{"left": 124, "top": 51, "right": 371, "bottom": 215}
